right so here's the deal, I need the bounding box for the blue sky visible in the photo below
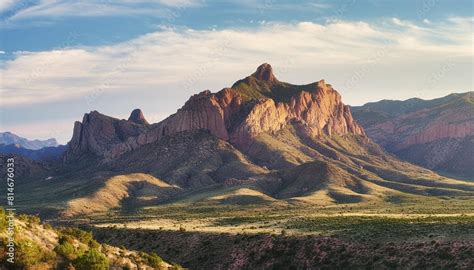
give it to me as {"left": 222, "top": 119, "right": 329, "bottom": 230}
{"left": 0, "top": 0, "right": 473, "bottom": 143}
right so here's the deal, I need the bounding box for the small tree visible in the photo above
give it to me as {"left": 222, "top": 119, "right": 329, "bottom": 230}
{"left": 54, "top": 240, "right": 77, "bottom": 261}
{"left": 73, "top": 249, "right": 109, "bottom": 270}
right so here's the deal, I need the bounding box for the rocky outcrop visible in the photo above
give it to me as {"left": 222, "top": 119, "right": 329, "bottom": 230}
{"left": 65, "top": 111, "right": 148, "bottom": 160}
{"left": 150, "top": 65, "right": 364, "bottom": 149}
{"left": 128, "top": 109, "right": 149, "bottom": 125}
{"left": 401, "top": 120, "right": 474, "bottom": 149}
{"left": 253, "top": 63, "right": 278, "bottom": 83}
{"left": 157, "top": 88, "right": 242, "bottom": 141}
{"left": 66, "top": 64, "right": 365, "bottom": 160}
{"left": 352, "top": 92, "right": 474, "bottom": 177}
{"left": 230, "top": 79, "right": 364, "bottom": 147}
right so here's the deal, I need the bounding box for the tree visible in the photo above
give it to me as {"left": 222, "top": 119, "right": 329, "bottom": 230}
{"left": 73, "top": 249, "right": 109, "bottom": 270}
{"left": 54, "top": 240, "right": 78, "bottom": 261}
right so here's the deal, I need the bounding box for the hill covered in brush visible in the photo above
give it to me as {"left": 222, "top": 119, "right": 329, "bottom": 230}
{"left": 0, "top": 209, "right": 181, "bottom": 269}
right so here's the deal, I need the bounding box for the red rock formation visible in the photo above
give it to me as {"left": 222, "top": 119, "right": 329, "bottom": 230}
{"left": 66, "top": 64, "right": 365, "bottom": 160}
{"left": 229, "top": 78, "right": 364, "bottom": 147}
{"left": 157, "top": 89, "right": 242, "bottom": 141}
{"left": 253, "top": 63, "right": 278, "bottom": 83}
{"left": 401, "top": 119, "right": 474, "bottom": 149}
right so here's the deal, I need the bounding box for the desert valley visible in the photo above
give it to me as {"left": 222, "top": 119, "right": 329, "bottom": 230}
{"left": 1, "top": 64, "right": 473, "bottom": 269}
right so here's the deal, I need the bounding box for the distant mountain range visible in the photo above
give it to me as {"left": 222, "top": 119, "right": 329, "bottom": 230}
{"left": 352, "top": 92, "right": 474, "bottom": 178}
{"left": 0, "top": 143, "right": 66, "bottom": 161}
{"left": 8, "top": 63, "right": 473, "bottom": 217}
{"left": 0, "top": 131, "right": 58, "bottom": 150}
{"left": 0, "top": 132, "right": 65, "bottom": 161}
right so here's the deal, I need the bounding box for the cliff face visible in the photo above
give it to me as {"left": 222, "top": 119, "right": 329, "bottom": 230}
{"left": 65, "top": 110, "right": 149, "bottom": 159}
{"left": 154, "top": 64, "right": 363, "bottom": 146}
{"left": 352, "top": 92, "right": 474, "bottom": 177}
{"left": 66, "top": 64, "right": 365, "bottom": 160}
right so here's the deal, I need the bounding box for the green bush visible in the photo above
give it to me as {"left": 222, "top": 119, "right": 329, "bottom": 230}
{"left": 61, "top": 227, "right": 93, "bottom": 244}
{"left": 59, "top": 235, "right": 75, "bottom": 244}
{"left": 73, "top": 248, "right": 109, "bottom": 270}
{"left": 14, "top": 239, "right": 49, "bottom": 269}
{"left": 89, "top": 239, "right": 101, "bottom": 249}
{"left": 147, "top": 252, "right": 163, "bottom": 267}
{"left": 54, "top": 240, "right": 78, "bottom": 261}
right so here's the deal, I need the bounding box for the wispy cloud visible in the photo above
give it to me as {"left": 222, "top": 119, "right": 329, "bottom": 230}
{"left": 0, "top": 17, "right": 472, "bottom": 142}
{"left": 1, "top": 17, "right": 472, "bottom": 108}
{"left": 4, "top": 0, "right": 202, "bottom": 21}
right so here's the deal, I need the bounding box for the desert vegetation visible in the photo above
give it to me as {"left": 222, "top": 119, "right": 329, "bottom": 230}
{"left": 0, "top": 208, "right": 177, "bottom": 269}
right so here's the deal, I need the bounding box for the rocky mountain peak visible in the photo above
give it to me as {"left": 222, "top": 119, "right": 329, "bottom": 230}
{"left": 65, "top": 110, "right": 148, "bottom": 160}
{"left": 65, "top": 65, "right": 365, "bottom": 160}
{"left": 128, "top": 109, "right": 149, "bottom": 125}
{"left": 252, "top": 63, "right": 277, "bottom": 82}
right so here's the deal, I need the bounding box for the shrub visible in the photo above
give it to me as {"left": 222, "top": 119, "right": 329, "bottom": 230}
{"left": 43, "top": 222, "right": 53, "bottom": 231}
{"left": 61, "top": 227, "right": 94, "bottom": 244}
{"left": 0, "top": 207, "right": 7, "bottom": 231}
{"left": 146, "top": 252, "right": 163, "bottom": 267}
{"left": 14, "top": 240, "right": 47, "bottom": 269}
{"left": 89, "top": 239, "right": 101, "bottom": 249}
{"left": 17, "top": 214, "right": 40, "bottom": 225}
{"left": 171, "top": 263, "right": 185, "bottom": 270}
{"left": 73, "top": 249, "right": 109, "bottom": 270}
{"left": 59, "top": 235, "right": 75, "bottom": 245}
{"left": 54, "top": 240, "right": 78, "bottom": 261}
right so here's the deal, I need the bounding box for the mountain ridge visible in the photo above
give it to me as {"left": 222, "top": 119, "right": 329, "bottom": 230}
{"left": 352, "top": 92, "right": 474, "bottom": 177}
{"left": 10, "top": 64, "right": 474, "bottom": 217}
{"left": 65, "top": 63, "right": 364, "bottom": 161}
{"left": 0, "top": 131, "right": 59, "bottom": 150}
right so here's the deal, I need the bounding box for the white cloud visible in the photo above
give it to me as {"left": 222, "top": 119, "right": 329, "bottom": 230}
{"left": 0, "top": 17, "right": 472, "bottom": 110}
{"left": 154, "top": 0, "right": 202, "bottom": 7}
{"left": 6, "top": 0, "right": 201, "bottom": 20}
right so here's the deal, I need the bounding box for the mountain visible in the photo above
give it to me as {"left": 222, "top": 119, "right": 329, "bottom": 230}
{"left": 0, "top": 143, "right": 66, "bottom": 161}
{"left": 0, "top": 132, "right": 58, "bottom": 150}
{"left": 351, "top": 92, "right": 474, "bottom": 178}
{"left": 65, "top": 63, "right": 364, "bottom": 161}
{"left": 12, "top": 64, "right": 474, "bottom": 217}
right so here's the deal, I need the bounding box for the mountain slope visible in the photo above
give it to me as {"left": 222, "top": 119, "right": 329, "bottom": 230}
{"left": 352, "top": 92, "right": 474, "bottom": 178}
{"left": 0, "top": 210, "right": 176, "bottom": 269}
{"left": 13, "top": 64, "right": 474, "bottom": 217}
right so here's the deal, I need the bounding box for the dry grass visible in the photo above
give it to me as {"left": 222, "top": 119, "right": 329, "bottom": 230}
{"left": 64, "top": 173, "right": 181, "bottom": 217}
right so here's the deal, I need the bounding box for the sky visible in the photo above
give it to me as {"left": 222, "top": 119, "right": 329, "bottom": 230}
{"left": 0, "top": 0, "right": 473, "bottom": 144}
